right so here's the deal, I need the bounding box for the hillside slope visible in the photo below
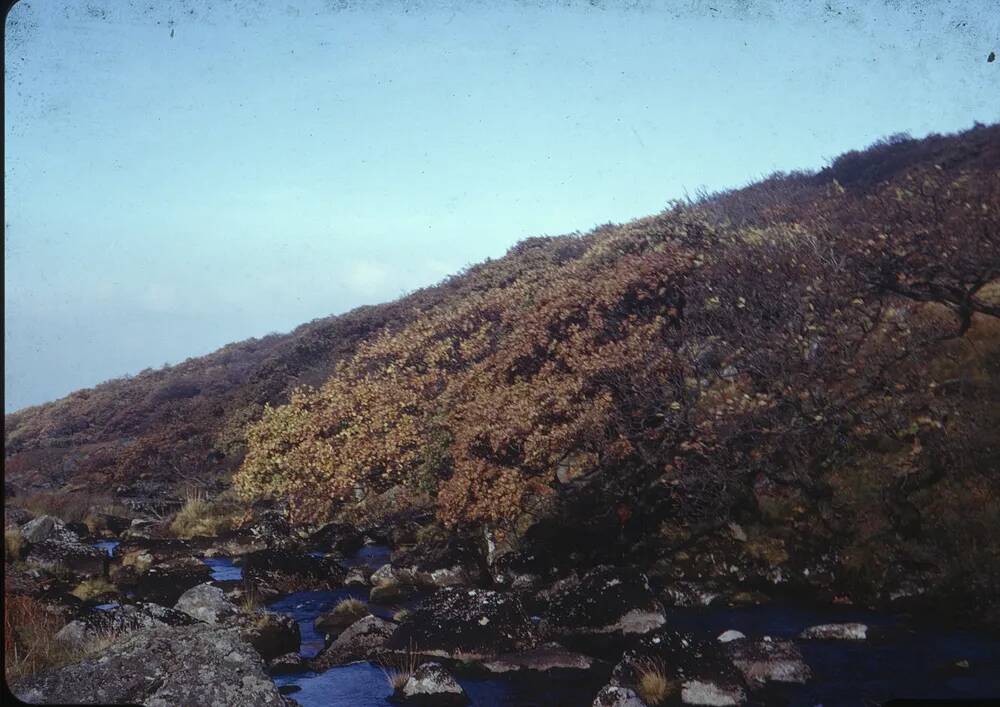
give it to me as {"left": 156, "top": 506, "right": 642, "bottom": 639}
{"left": 5, "top": 125, "right": 1000, "bottom": 622}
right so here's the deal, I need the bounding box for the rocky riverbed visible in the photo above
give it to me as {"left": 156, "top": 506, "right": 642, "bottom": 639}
{"left": 5, "top": 506, "right": 1000, "bottom": 705}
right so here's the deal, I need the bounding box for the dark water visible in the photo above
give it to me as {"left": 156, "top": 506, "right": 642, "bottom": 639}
{"left": 202, "top": 556, "right": 243, "bottom": 581}
{"left": 345, "top": 543, "right": 392, "bottom": 569}
{"left": 241, "top": 545, "right": 1000, "bottom": 705}
{"left": 665, "top": 603, "right": 1000, "bottom": 706}
{"left": 267, "top": 587, "right": 374, "bottom": 658}
{"left": 274, "top": 663, "right": 605, "bottom": 707}
{"left": 94, "top": 540, "right": 119, "bottom": 557}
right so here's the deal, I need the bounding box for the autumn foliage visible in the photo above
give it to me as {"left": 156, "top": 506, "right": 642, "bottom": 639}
{"left": 234, "top": 125, "right": 1000, "bottom": 534}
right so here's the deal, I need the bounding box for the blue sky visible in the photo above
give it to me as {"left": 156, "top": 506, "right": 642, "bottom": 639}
{"left": 5, "top": 0, "right": 999, "bottom": 412}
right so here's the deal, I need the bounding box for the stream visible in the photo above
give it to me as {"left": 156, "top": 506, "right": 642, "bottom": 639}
{"left": 253, "top": 546, "right": 1000, "bottom": 706}
{"left": 92, "top": 541, "right": 1000, "bottom": 705}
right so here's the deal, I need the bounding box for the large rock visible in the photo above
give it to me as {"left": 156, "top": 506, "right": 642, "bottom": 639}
{"left": 539, "top": 566, "right": 666, "bottom": 641}
{"left": 13, "top": 623, "right": 288, "bottom": 706}
{"left": 389, "top": 587, "right": 537, "bottom": 658}
{"left": 174, "top": 583, "right": 240, "bottom": 624}
{"left": 311, "top": 615, "right": 396, "bottom": 670}
{"left": 725, "top": 637, "right": 811, "bottom": 686}
{"left": 55, "top": 603, "right": 198, "bottom": 649}
{"left": 396, "top": 662, "right": 469, "bottom": 706}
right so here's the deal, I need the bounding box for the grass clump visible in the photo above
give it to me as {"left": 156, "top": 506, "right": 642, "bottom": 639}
{"left": 379, "top": 642, "right": 420, "bottom": 694}
{"left": 392, "top": 608, "right": 411, "bottom": 623}
{"left": 169, "top": 490, "right": 247, "bottom": 539}
{"left": 635, "top": 659, "right": 677, "bottom": 706}
{"left": 5, "top": 528, "right": 25, "bottom": 562}
{"left": 19, "top": 491, "right": 129, "bottom": 525}
{"left": 3, "top": 594, "right": 100, "bottom": 684}
{"left": 332, "top": 597, "right": 367, "bottom": 620}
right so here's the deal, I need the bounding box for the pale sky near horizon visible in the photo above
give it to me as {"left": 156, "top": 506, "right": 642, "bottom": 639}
{"left": 4, "top": 0, "right": 999, "bottom": 413}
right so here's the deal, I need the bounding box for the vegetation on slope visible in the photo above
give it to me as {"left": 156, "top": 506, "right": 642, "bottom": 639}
{"left": 5, "top": 124, "right": 999, "bottom": 616}
{"left": 236, "top": 126, "right": 999, "bottom": 528}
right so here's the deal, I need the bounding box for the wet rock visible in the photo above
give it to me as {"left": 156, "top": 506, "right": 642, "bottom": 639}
{"left": 200, "top": 529, "right": 266, "bottom": 558}
{"left": 312, "top": 615, "right": 396, "bottom": 670}
{"left": 799, "top": 622, "right": 867, "bottom": 640}
{"left": 390, "top": 535, "right": 484, "bottom": 588}
{"left": 91, "top": 513, "right": 132, "bottom": 536}
{"left": 611, "top": 629, "right": 744, "bottom": 700}
{"left": 345, "top": 566, "right": 371, "bottom": 587}
{"left": 21, "top": 515, "right": 80, "bottom": 544}
{"left": 174, "top": 582, "right": 299, "bottom": 660}
{"left": 122, "top": 518, "right": 157, "bottom": 539}
{"left": 389, "top": 587, "right": 536, "bottom": 658}
{"left": 308, "top": 521, "right": 364, "bottom": 555}
{"left": 4, "top": 506, "right": 34, "bottom": 528}
{"left": 175, "top": 582, "right": 240, "bottom": 624}
{"left": 725, "top": 637, "right": 811, "bottom": 686}
{"left": 26, "top": 540, "right": 107, "bottom": 578}
{"left": 112, "top": 537, "right": 196, "bottom": 563}
{"left": 66, "top": 521, "right": 90, "bottom": 538}
{"left": 395, "top": 662, "right": 469, "bottom": 706}
{"left": 660, "top": 581, "right": 724, "bottom": 608}
{"left": 681, "top": 679, "right": 746, "bottom": 706}
{"left": 592, "top": 685, "right": 646, "bottom": 707}
{"left": 238, "top": 610, "right": 301, "bottom": 661}
{"left": 717, "top": 630, "right": 746, "bottom": 643}
{"left": 539, "top": 566, "right": 666, "bottom": 640}
{"left": 245, "top": 510, "right": 297, "bottom": 549}
{"left": 315, "top": 603, "right": 371, "bottom": 636}
{"left": 481, "top": 643, "right": 596, "bottom": 673}
{"left": 268, "top": 651, "right": 308, "bottom": 676}
{"left": 371, "top": 578, "right": 420, "bottom": 604}
{"left": 55, "top": 602, "right": 197, "bottom": 649}
{"left": 13, "top": 623, "right": 288, "bottom": 706}
{"left": 243, "top": 548, "right": 346, "bottom": 593}
{"left": 133, "top": 556, "right": 212, "bottom": 605}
